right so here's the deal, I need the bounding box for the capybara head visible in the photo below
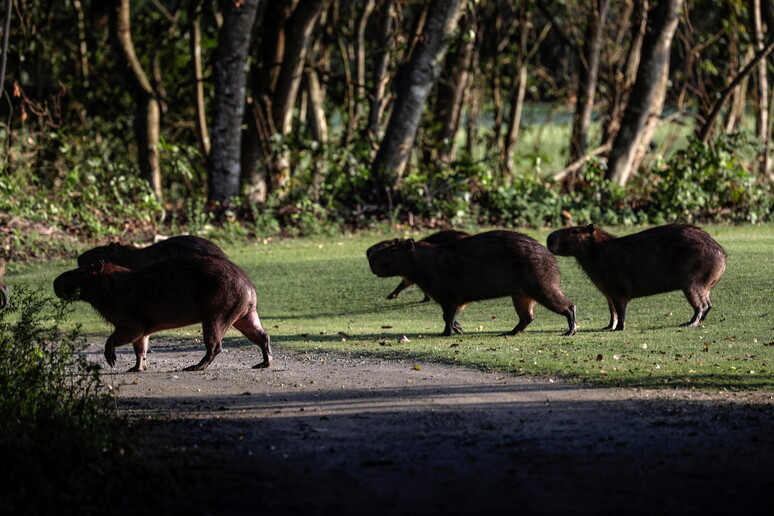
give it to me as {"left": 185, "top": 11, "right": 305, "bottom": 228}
{"left": 367, "top": 239, "right": 415, "bottom": 278}
{"left": 0, "top": 260, "right": 7, "bottom": 310}
{"left": 547, "top": 224, "right": 611, "bottom": 256}
{"left": 54, "top": 261, "right": 130, "bottom": 301}
{"left": 77, "top": 242, "right": 134, "bottom": 268}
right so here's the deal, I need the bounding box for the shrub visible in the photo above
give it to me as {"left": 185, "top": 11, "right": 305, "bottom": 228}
{"left": 0, "top": 285, "right": 118, "bottom": 513}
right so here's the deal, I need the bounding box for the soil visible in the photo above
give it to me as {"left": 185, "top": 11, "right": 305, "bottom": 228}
{"left": 96, "top": 338, "right": 774, "bottom": 516}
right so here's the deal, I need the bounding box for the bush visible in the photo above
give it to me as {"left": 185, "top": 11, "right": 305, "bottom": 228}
{"left": 0, "top": 285, "right": 119, "bottom": 513}
{"left": 648, "top": 134, "right": 774, "bottom": 224}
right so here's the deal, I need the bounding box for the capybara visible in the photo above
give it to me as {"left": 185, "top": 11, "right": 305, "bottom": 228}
{"left": 546, "top": 224, "right": 727, "bottom": 331}
{"left": 367, "top": 230, "right": 470, "bottom": 301}
{"left": 368, "top": 230, "right": 577, "bottom": 336}
{"left": 53, "top": 257, "right": 272, "bottom": 372}
{"left": 77, "top": 235, "right": 228, "bottom": 269}
{"left": 0, "top": 260, "right": 7, "bottom": 310}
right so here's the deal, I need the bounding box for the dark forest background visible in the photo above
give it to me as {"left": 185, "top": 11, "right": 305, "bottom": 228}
{"left": 1, "top": 0, "right": 773, "bottom": 256}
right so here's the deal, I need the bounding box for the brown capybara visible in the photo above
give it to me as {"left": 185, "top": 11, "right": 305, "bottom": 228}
{"left": 77, "top": 235, "right": 228, "bottom": 269}
{"left": 53, "top": 257, "right": 272, "bottom": 372}
{"left": 546, "top": 224, "right": 727, "bottom": 331}
{"left": 0, "top": 260, "right": 7, "bottom": 310}
{"left": 368, "top": 230, "right": 577, "bottom": 336}
{"left": 367, "top": 230, "right": 470, "bottom": 302}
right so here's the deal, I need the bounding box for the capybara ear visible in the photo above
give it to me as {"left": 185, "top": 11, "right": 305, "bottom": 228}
{"left": 404, "top": 239, "right": 415, "bottom": 250}
{"left": 96, "top": 260, "right": 106, "bottom": 273}
{"left": 584, "top": 223, "right": 595, "bottom": 233}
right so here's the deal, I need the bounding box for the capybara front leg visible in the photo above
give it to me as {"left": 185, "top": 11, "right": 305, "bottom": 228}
{"left": 563, "top": 304, "right": 578, "bottom": 336}
{"left": 502, "top": 296, "right": 535, "bottom": 336}
{"left": 441, "top": 305, "right": 461, "bottom": 336}
{"left": 387, "top": 279, "right": 414, "bottom": 300}
{"left": 233, "top": 311, "right": 273, "bottom": 369}
{"left": 105, "top": 327, "right": 143, "bottom": 369}
{"left": 128, "top": 336, "right": 150, "bottom": 372}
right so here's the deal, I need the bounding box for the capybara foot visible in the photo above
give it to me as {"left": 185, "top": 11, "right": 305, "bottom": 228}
{"left": 452, "top": 321, "right": 464, "bottom": 334}
{"left": 679, "top": 321, "right": 701, "bottom": 328}
{"left": 386, "top": 293, "right": 397, "bottom": 300}
{"left": 127, "top": 365, "right": 145, "bottom": 373}
{"left": 499, "top": 329, "right": 521, "bottom": 337}
{"left": 563, "top": 328, "right": 577, "bottom": 336}
{"left": 252, "top": 360, "right": 272, "bottom": 369}
{"left": 421, "top": 296, "right": 431, "bottom": 303}
{"left": 183, "top": 363, "right": 209, "bottom": 372}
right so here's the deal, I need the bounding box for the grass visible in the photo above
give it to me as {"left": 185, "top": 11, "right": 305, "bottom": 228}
{"left": 13, "top": 225, "right": 774, "bottom": 391}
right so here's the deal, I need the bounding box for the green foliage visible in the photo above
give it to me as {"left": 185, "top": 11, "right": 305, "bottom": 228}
{"left": 0, "top": 285, "right": 119, "bottom": 512}
{"left": 648, "top": 134, "right": 774, "bottom": 224}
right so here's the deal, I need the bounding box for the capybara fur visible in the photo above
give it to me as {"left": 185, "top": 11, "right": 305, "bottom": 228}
{"left": 367, "top": 230, "right": 470, "bottom": 302}
{"left": 77, "top": 235, "right": 228, "bottom": 269}
{"left": 547, "top": 224, "right": 727, "bottom": 330}
{"left": 368, "top": 230, "right": 577, "bottom": 336}
{"left": 53, "top": 257, "right": 272, "bottom": 372}
{"left": 0, "top": 260, "right": 7, "bottom": 310}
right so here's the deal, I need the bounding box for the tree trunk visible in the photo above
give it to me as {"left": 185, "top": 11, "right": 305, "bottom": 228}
{"left": 355, "top": 0, "right": 376, "bottom": 114}
{"left": 504, "top": 0, "right": 530, "bottom": 177}
{"left": 751, "top": 0, "right": 772, "bottom": 179}
{"left": 112, "top": 0, "right": 162, "bottom": 199}
{"left": 207, "top": 0, "right": 259, "bottom": 203}
{"left": 433, "top": 8, "right": 475, "bottom": 164}
{"left": 371, "top": 0, "right": 466, "bottom": 206}
{"left": 190, "top": 2, "right": 210, "bottom": 158}
{"left": 606, "top": 0, "right": 683, "bottom": 186}
{"left": 272, "top": 0, "right": 330, "bottom": 135}
{"left": 602, "top": 0, "right": 647, "bottom": 145}
{"left": 697, "top": 35, "right": 774, "bottom": 144}
{"left": 366, "top": 0, "right": 396, "bottom": 139}
{"left": 568, "top": 0, "right": 610, "bottom": 165}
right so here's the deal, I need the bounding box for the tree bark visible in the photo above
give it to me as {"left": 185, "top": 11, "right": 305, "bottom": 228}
{"left": 371, "top": 0, "right": 466, "bottom": 205}
{"left": 207, "top": 0, "right": 259, "bottom": 203}
{"left": 606, "top": 0, "right": 683, "bottom": 186}
{"left": 112, "top": 0, "right": 162, "bottom": 199}
{"left": 568, "top": 0, "right": 610, "bottom": 165}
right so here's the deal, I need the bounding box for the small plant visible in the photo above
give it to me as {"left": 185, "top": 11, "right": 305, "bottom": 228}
{"left": 0, "top": 285, "right": 119, "bottom": 513}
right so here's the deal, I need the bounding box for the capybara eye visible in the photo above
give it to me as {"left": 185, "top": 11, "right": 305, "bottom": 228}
{"left": 571, "top": 229, "right": 581, "bottom": 235}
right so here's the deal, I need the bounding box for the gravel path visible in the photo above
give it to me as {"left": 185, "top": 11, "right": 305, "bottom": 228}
{"left": 96, "top": 339, "right": 773, "bottom": 515}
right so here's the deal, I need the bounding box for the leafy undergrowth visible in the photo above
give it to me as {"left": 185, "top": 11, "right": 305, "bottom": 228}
{"left": 27, "top": 224, "right": 774, "bottom": 392}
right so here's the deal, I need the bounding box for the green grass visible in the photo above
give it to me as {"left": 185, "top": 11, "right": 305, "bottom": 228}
{"left": 12, "top": 225, "right": 774, "bottom": 391}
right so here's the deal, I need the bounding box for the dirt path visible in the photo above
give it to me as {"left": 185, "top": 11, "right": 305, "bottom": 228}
{"left": 98, "top": 339, "right": 773, "bottom": 515}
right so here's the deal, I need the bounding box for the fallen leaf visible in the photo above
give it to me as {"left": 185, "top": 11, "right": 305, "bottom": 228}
{"left": 702, "top": 342, "right": 710, "bottom": 352}
{"left": 381, "top": 325, "right": 393, "bottom": 329}
{"left": 412, "top": 365, "right": 421, "bottom": 371}
{"left": 596, "top": 354, "right": 603, "bottom": 361}
{"left": 664, "top": 312, "right": 673, "bottom": 317}
{"left": 398, "top": 335, "right": 411, "bottom": 344}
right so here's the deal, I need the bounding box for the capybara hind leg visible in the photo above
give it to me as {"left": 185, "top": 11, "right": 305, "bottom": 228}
{"left": 681, "top": 289, "right": 707, "bottom": 327}
{"left": 502, "top": 296, "right": 535, "bottom": 336}
{"left": 233, "top": 311, "right": 273, "bottom": 369}
{"left": 184, "top": 324, "right": 223, "bottom": 371}
{"left": 128, "top": 336, "right": 150, "bottom": 372}
{"left": 105, "top": 327, "right": 144, "bottom": 368}
{"left": 531, "top": 290, "right": 577, "bottom": 336}
{"left": 441, "top": 305, "right": 462, "bottom": 336}
{"left": 563, "top": 304, "right": 578, "bottom": 336}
